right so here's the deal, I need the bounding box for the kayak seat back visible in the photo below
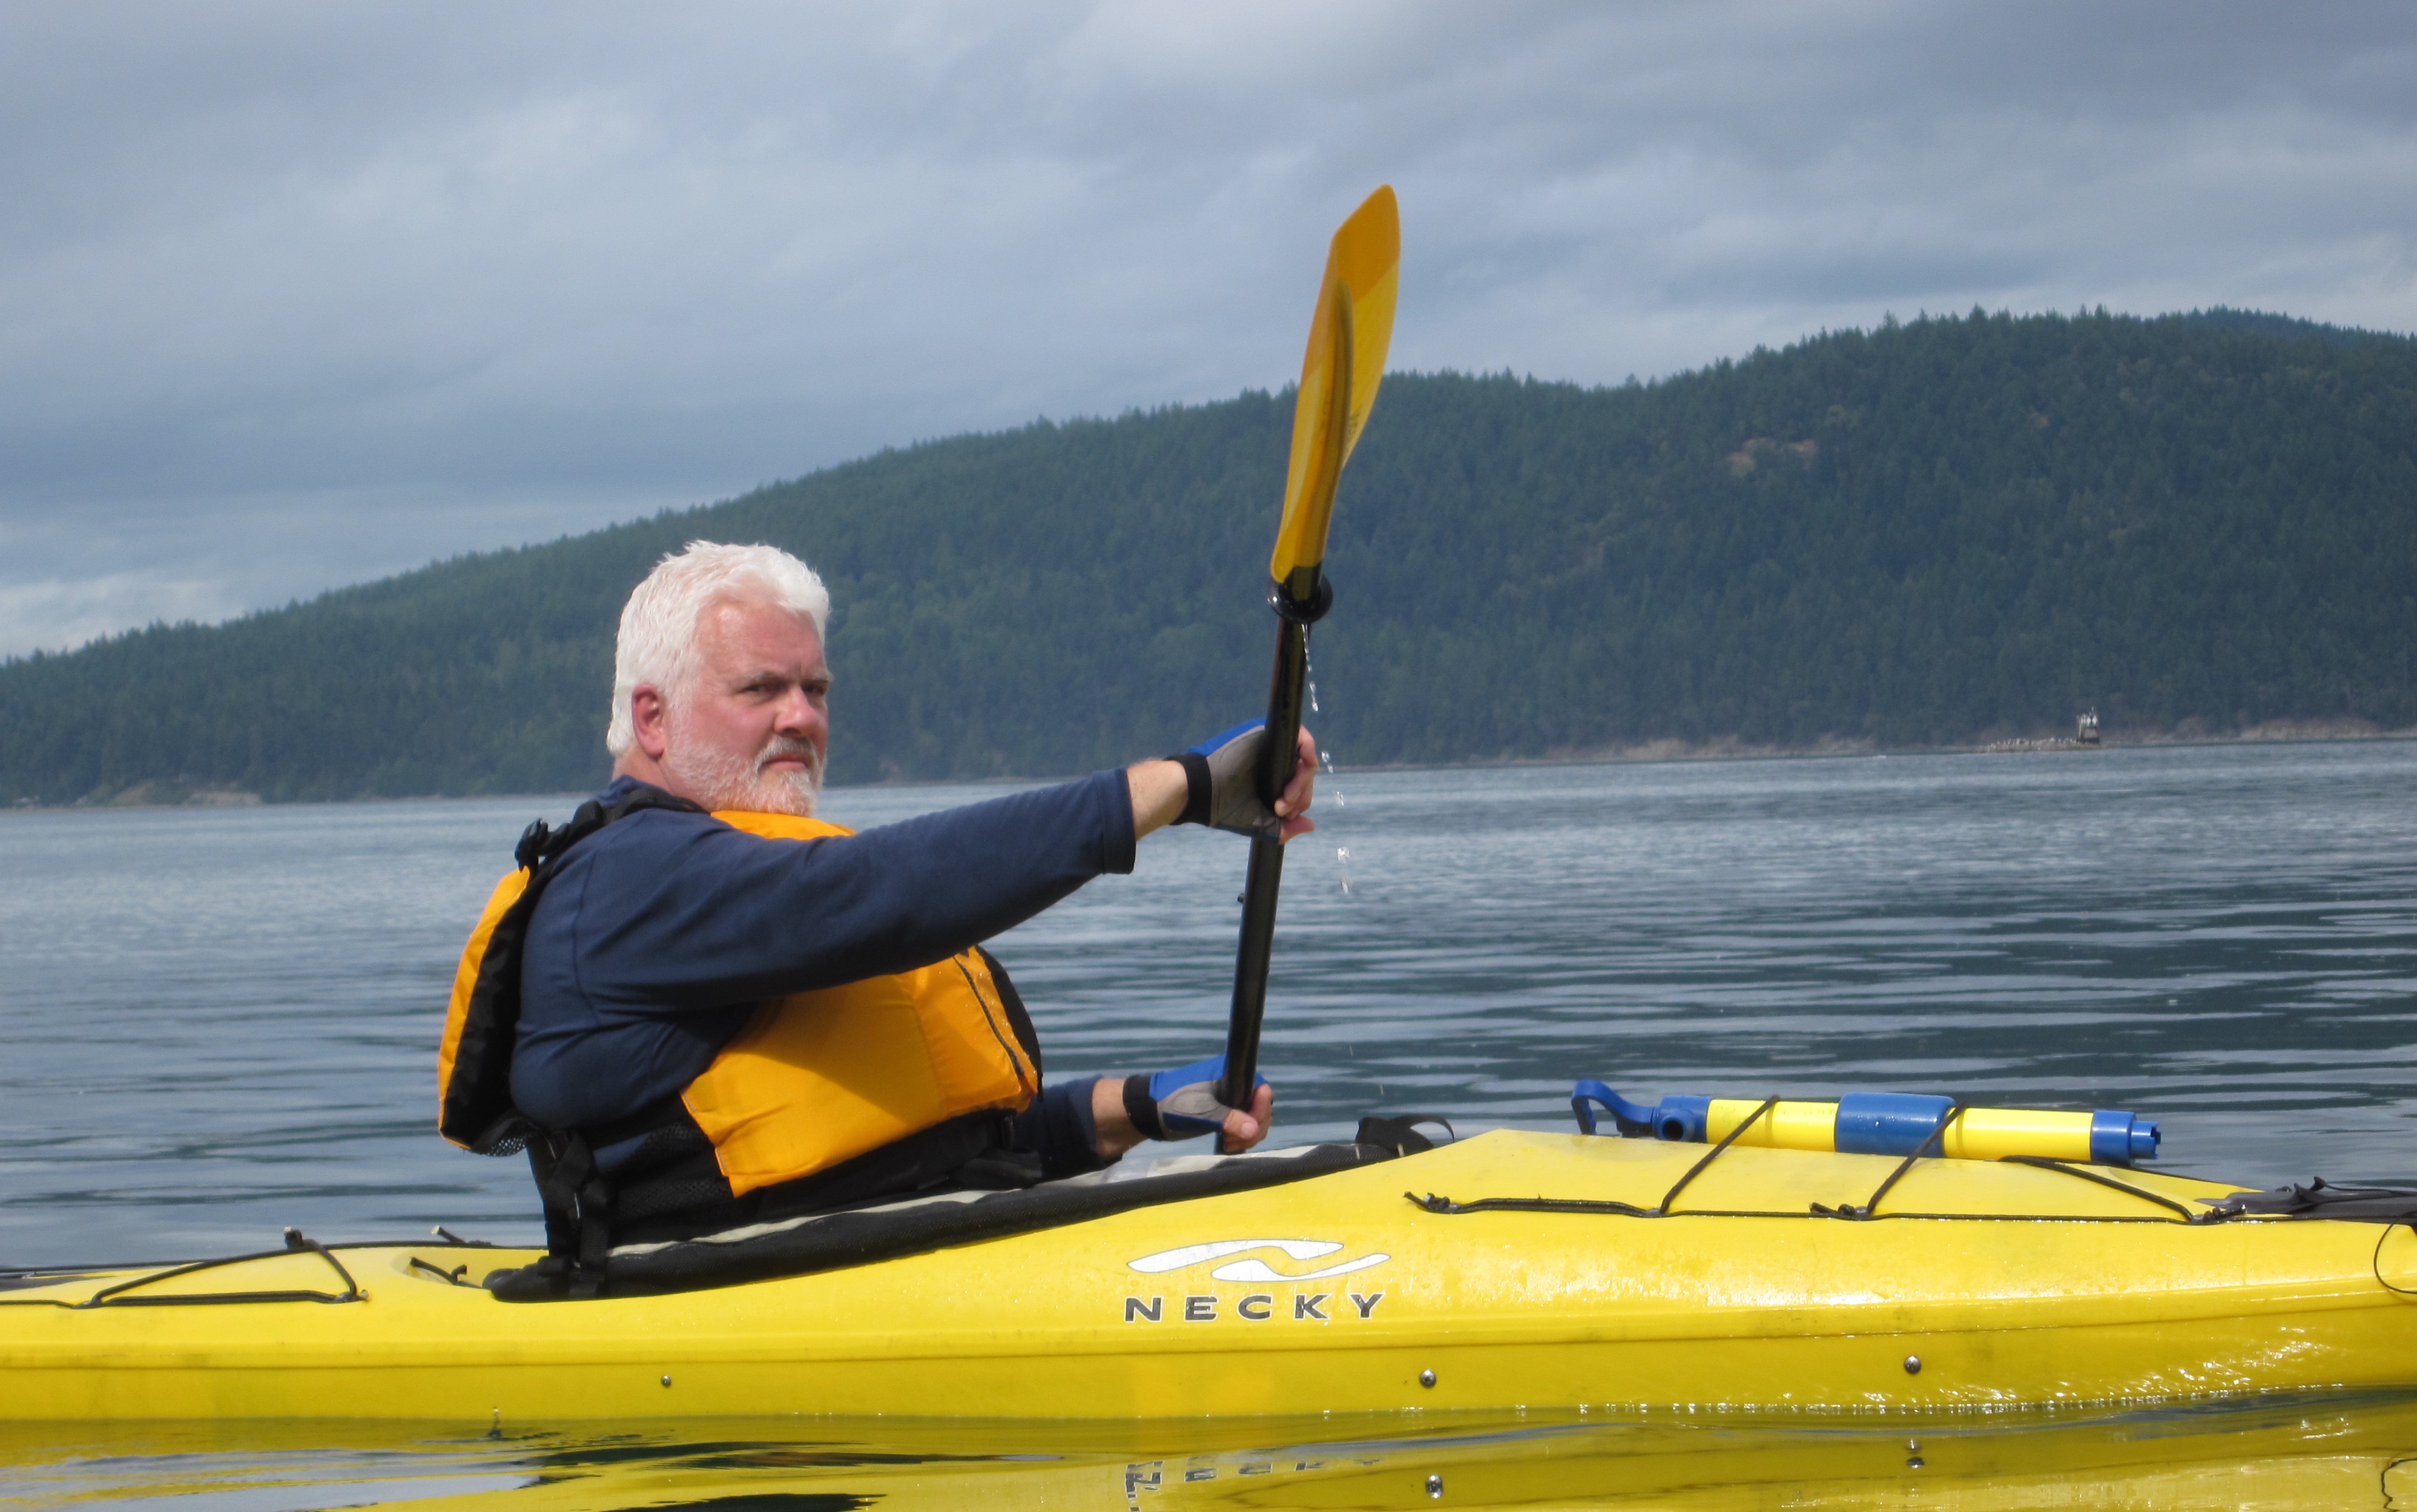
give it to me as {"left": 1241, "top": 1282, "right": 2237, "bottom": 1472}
{"left": 486, "top": 1137, "right": 1419, "bottom": 1301}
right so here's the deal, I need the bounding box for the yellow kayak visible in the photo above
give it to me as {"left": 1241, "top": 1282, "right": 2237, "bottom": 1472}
{"left": 4, "top": 1128, "right": 2414, "bottom": 1422}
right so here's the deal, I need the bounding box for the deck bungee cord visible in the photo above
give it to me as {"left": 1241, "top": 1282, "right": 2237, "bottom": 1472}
{"left": 0, "top": 1231, "right": 370, "bottom": 1310}
{"left": 1413, "top": 1092, "right": 2194, "bottom": 1224}
{"left": 1417, "top": 1082, "right": 2413, "bottom": 1229}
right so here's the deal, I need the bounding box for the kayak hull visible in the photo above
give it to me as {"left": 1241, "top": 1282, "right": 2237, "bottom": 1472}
{"left": 4, "top": 1130, "right": 2412, "bottom": 1421}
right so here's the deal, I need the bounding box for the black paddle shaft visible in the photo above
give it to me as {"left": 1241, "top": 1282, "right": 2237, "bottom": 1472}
{"left": 1219, "top": 572, "right": 1328, "bottom": 1111}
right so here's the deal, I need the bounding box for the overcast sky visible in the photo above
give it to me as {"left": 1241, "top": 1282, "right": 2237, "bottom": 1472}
{"left": 2, "top": 2, "right": 2410, "bottom": 656}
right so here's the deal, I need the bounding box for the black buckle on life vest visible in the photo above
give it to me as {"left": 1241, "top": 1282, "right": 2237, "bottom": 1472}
{"left": 513, "top": 818, "right": 558, "bottom": 872}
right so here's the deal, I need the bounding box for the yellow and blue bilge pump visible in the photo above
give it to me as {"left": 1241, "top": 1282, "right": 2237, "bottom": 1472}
{"left": 1573, "top": 1082, "right": 2161, "bottom": 1166}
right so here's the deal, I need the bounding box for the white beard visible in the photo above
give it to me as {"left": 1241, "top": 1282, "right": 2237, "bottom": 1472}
{"left": 662, "top": 728, "right": 823, "bottom": 817}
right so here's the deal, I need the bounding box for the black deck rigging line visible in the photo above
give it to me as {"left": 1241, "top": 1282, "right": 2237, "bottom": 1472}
{"left": 1408, "top": 1119, "right": 2240, "bottom": 1227}
{"left": 0, "top": 1229, "right": 493, "bottom": 1283}
{"left": 1812, "top": 1102, "right": 1967, "bottom": 1220}
{"left": 1655, "top": 1097, "right": 1779, "bottom": 1216}
{"left": 409, "top": 1256, "right": 476, "bottom": 1286}
{"left": 13, "top": 1233, "right": 372, "bottom": 1311}
{"left": 0, "top": 1232, "right": 519, "bottom": 1309}
{"left": 2374, "top": 1224, "right": 2417, "bottom": 1298}
{"left": 1405, "top": 1097, "right": 1787, "bottom": 1222}
{"left": 1407, "top": 1194, "right": 1658, "bottom": 1217}
{"left": 1402, "top": 1194, "right": 2187, "bottom": 1224}
{"left": 1994, "top": 1154, "right": 2208, "bottom": 1221}
{"left": 0, "top": 1261, "right": 180, "bottom": 1280}
{"left": 85, "top": 1231, "right": 362, "bottom": 1310}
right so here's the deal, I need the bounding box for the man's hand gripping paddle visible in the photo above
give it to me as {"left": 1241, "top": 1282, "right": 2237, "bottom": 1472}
{"left": 1217, "top": 186, "right": 1399, "bottom": 1117}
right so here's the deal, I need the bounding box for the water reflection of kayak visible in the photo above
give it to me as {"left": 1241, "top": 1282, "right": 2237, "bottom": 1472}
{"left": 5, "top": 1389, "right": 2417, "bottom": 1511}
{"left": 5, "top": 1126, "right": 2415, "bottom": 1422}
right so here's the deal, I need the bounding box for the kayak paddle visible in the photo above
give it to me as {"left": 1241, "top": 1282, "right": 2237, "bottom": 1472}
{"left": 1218, "top": 185, "right": 1400, "bottom": 1114}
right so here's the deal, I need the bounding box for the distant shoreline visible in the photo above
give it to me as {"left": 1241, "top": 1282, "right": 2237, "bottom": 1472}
{"left": 1390, "top": 717, "right": 2416, "bottom": 773}
{"left": 8, "top": 721, "right": 2412, "bottom": 815}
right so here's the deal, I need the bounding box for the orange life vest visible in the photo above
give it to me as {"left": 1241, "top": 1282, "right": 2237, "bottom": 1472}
{"left": 439, "top": 803, "right": 1040, "bottom": 1200}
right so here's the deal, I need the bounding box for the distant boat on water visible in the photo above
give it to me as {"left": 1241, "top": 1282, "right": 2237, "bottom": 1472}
{"left": 1981, "top": 710, "right": 2105, "bottom": 754}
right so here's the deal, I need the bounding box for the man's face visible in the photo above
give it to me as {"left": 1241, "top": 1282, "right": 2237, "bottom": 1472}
{"left": 658, "top": 595, "right": 831, "bottom": 815}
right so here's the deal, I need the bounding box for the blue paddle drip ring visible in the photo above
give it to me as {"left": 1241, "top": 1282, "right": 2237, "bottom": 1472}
{"left": 1269, "top": 573, "right": 1334, "bottom": 624}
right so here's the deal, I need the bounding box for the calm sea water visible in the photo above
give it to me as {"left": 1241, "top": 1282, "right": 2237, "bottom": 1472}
{"left": 2, "top": 741, "right": 2412, "bottom": 1264}
{"left": 4, "top": 740, "right": 2415, "bottom": 1507}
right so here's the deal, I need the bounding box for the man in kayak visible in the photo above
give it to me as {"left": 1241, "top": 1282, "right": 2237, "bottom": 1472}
{"left": 439, "top": 540, "right": 1313, "bottom": 1261}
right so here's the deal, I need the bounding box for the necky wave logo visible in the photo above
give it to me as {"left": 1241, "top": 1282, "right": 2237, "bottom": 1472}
{"left": 1120, "top": 1239, "right": 1390, "bottom": 1324}
{"left": 1126, "top": 1238, "right": 1390, "bottom": 1283}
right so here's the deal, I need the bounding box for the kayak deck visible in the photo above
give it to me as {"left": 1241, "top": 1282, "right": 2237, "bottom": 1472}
{"left": 4, "top": 1129, "right": 2413, "bottom": 1421}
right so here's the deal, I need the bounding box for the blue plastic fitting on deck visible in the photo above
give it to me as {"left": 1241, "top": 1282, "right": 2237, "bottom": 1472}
{"left": 2091, "top": 1108, "right": 2160, "bottom": 1163}
{"left": 1570, "top": 1082, "right": 1713, "bottom": 1141}
{"left": 1569, "top": 1080, "right": 1658, "bottom": 1137}
{"left": 1832, "top": 1092, "right": 1957, "bottom": 1157}
{"left": 1650, "top": 1095, "right": 1713, "bottom": 1143}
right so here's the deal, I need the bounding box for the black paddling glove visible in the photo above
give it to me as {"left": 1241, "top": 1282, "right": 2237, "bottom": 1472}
{"left": 1122, "top": 1053, "right": 1268, "bottom": 1141}
{"left": 1172, "top": 720, "right": 1280, "bottom": 838}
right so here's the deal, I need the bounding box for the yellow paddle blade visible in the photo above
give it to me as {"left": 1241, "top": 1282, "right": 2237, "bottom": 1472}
{"left": 1270, "top": 185, "right": 1399, "bottom": 594}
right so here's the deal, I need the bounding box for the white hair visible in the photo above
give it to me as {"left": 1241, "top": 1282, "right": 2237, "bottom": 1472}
{"left": 606, "top": 541, "right": 831, "bottom": 757}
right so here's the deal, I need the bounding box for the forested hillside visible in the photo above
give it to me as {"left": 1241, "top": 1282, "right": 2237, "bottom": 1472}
{"left": 4, "top": 307, "right": 2413, "bottom": 804}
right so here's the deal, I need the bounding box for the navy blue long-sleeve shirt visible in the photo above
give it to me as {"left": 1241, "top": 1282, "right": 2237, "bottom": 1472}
{"left": 511, "top": 771, "right": 1136, "bottom": 1154}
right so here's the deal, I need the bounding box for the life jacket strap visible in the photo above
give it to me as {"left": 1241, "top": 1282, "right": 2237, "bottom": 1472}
{"left": 524, "top": 1127, "right": 615, "bottom": 1300}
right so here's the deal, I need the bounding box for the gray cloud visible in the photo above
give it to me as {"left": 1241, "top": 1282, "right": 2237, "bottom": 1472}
{"left": 2, "top": 1, "right": 2412, "bottom": 653}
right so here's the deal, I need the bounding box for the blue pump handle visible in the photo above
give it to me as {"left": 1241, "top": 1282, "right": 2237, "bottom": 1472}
{"left": 1571, "top": 1082, "right": 1712, "bottom": 1141}
{"left": 1570, "top": 1080, "right": 1658, "bottom": 1137}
